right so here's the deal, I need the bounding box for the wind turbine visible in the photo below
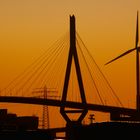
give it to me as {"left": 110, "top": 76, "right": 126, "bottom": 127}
{"left": 105, "top": 11, "right": 140, "bottom": 111}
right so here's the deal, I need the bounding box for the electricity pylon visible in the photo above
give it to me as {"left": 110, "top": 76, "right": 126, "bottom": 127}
{"left": 32, "top": 85, "right": 59, "bottom": 129}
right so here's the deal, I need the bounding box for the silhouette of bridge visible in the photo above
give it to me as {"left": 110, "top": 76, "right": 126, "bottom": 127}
{"left": 0, "top": 96, "right": 137, "bottom": 116}
{"left": 0, "top": 12, "right": 140, "bottom": 127}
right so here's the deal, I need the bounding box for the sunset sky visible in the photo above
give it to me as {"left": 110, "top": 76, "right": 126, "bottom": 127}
{"left": 0, "top": 0, "right": 140, "bottom": 128}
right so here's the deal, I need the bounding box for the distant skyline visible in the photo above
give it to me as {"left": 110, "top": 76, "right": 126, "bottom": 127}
{"left": 0, "top": 0, "right": 140, "bottom": 128}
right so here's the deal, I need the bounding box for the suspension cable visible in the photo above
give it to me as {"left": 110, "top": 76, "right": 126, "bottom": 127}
{"left": 76, "top": 32, "right": 123, "bottom": 107}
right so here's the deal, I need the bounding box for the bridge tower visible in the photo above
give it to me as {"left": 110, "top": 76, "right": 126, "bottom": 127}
{"left": 60, "top": 15, "right": 88, "bottom": 124}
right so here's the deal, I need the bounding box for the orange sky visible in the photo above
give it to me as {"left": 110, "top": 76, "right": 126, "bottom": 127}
{"left": 0, "top": 0, "right": 140, "bottom": 128}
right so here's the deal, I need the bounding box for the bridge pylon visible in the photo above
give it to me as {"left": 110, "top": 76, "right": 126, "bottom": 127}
{"left": 60, "top": 15, "right": 88, "bottom": 123}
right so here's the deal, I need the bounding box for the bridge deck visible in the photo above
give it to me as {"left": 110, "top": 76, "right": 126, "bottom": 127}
{"left": 0, "top": 96, "right": 137, "bottom": 116}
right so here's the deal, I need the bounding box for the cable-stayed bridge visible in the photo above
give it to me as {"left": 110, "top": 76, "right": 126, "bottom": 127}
{"left": 0, "top": 13, "right": 140, "bottom": 129}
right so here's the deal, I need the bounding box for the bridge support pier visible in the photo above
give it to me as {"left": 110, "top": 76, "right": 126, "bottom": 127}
{"left": 66, "top": 121, "right": 83, "bottom": 140}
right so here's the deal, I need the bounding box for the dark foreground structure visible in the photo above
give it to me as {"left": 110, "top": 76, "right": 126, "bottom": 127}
{"left": 1, "top": 121, "right": 140, "bottom": 140}
{"left": 0, "top": 130, "right": 54, "bottom": 140}
{"left": 0, "top": 109, "right": 55, "bottom": 140}
{"left": 66, "top": 121, "right": 140, "bottom": 140}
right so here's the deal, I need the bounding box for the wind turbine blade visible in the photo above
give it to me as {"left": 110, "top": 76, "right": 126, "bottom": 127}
{"left": 136, "top": 11, "right": 139, "bottom": 48}
{"left": 105, "top": 48, "right": 136, "bottom": 65}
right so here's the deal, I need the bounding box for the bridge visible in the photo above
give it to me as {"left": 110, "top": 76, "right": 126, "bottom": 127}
{"left": 0, "top": 96, "right": 137, "bottom": 116}
{"left": 0, "top": 12, "right": 140, "bottom": 129}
